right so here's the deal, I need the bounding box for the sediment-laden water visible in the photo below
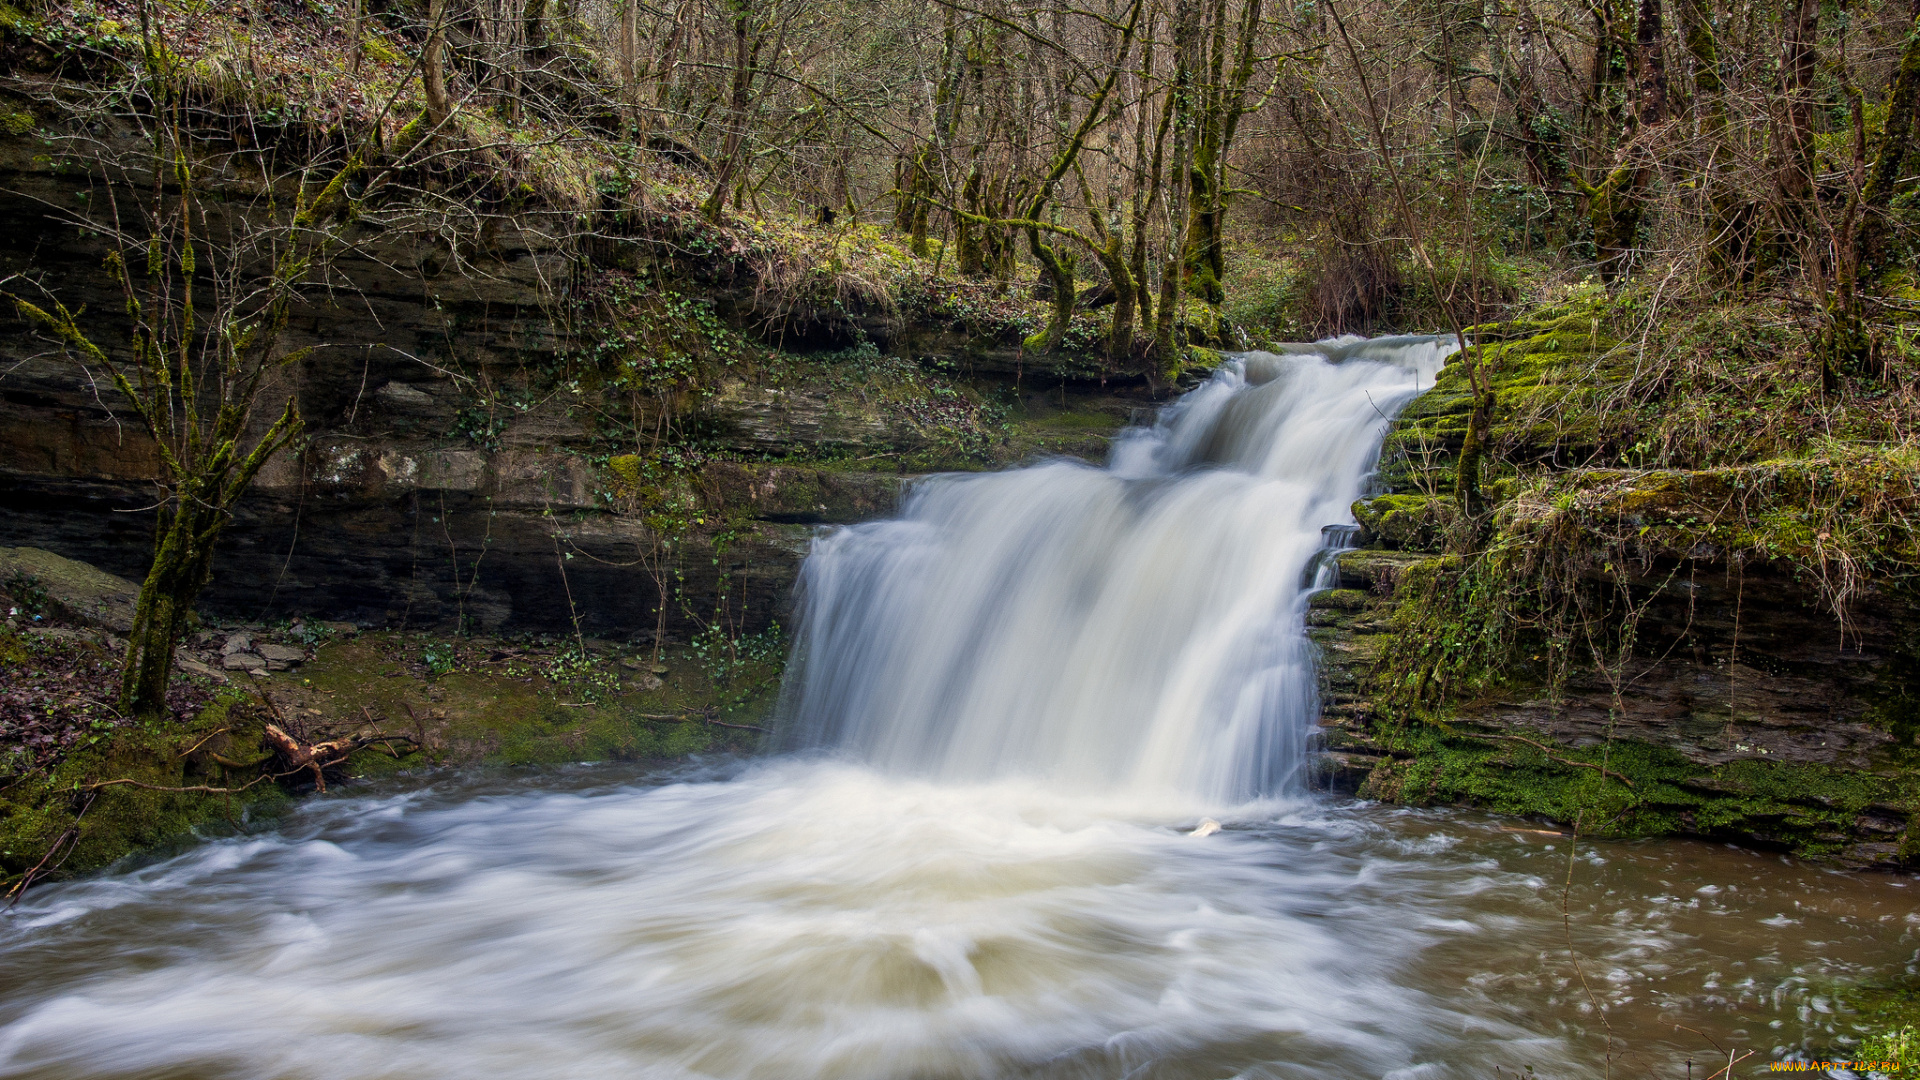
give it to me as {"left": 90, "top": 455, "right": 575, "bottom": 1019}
{"left": 1, "top": 338, "right": 1911, "bottom": 1079}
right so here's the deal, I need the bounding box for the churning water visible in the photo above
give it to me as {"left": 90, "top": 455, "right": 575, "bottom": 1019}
{"left": 1, "top": 338, "right": 1914, "bottom": 1079}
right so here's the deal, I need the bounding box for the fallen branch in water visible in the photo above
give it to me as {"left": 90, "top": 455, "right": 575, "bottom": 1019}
{"left": 1474, "top": 733, "right": 1635, "bottom": 788}
{"left": 263, "top": 725, "right": 421, "bottom": 793}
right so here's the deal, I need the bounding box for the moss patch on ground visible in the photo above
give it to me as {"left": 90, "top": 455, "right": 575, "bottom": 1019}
{"left": 1, "top": 683, "right": 292, "bottom": 895}
{"left": 287, "top": 630, "right": 772, "bottom": 771}
{"left": 2, "top": 624, "right": 781, "bottom": 896}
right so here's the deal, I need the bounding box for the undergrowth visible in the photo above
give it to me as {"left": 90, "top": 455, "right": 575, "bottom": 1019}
{"left": 1350, "top": 281, "right": 1920, "bottom": 863}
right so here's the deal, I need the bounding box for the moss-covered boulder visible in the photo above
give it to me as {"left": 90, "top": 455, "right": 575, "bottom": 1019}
{"left": 0, "top": 546, "right": 140, "bottom": 632}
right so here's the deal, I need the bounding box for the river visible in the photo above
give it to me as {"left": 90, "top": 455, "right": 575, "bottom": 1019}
{"left": 0, "top": 338, "right": 1912, "bottom": 1079}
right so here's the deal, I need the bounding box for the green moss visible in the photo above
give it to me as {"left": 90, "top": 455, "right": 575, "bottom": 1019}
{"left": 1, "top": 693, "right": 295, "bottom": 893}
{"left": 1308, "top": 588, "right": 1370, "bottom": 611}
{"left": 1352, "top": 494, "right": 1453, "bottom": 552}
{"left": 1361, "top": 726, "right": 1905, "bottom": 857}
{"left": 1836, "top": 976, "right": 1920, "bottom": 1067}
{"left": 358, "top": 34, "right": 405, "bottom": 66}
{"left": 292, "top": 633, "right": 767, "bottom": 772}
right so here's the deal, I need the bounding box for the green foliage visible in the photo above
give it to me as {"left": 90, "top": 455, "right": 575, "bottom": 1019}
{"left": 3, "top": 572, "right": 52, "bottom": 620}
{"left": 1221, "top": 246, "right": 1309, "bottom": 341}
{"left": 1837, "top": 976, "right": 1920, "bottom": 1070}
{"left": 689, "top": 621, "right": 784, "bottom": 691}
{"left": 1859, "top": 1025, "right": 1917, "bottom": 1068}
{"left": 420, "top": 642, "right": 458, "bottom": 678}
{"left": 451, "top": 405, "right": 510, "bottom": 451}
{"left": 569, "top": 269, "right": 747, "bottom": 399}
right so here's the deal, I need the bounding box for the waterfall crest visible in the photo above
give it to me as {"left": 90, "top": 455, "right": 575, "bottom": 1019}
{"left": 779, "top": 335, "right": 1456, "bottom": 801}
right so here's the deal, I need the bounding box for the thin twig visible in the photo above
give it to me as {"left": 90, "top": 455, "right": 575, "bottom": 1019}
{"left": 1475, "top": 733, "right": 1636, "bottom": 787}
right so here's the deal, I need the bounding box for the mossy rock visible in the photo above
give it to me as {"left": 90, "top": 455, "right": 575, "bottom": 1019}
{"left": 1334, "top": 548, "right": 1442, "bottom": 592}
{"left": 1351, "top": 494, "right": 1454, "bottom": 552}
{"left": 0, "top": 547, "right": 140, "bottom": 632}
{"left": 1307, "top": 588, "right": 1370, "bottom": 611}
{"left": 1355, "top": 724, "right": 1913, "bottom": 864}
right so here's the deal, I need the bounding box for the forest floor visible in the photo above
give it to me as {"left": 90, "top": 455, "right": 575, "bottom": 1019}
{"left": 0, "top": 599, "right": 773, "bottom": 896}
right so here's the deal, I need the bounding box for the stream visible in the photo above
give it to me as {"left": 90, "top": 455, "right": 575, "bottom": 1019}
{"left": 1, "top": 338, "right": 1913, "bottom": 1079}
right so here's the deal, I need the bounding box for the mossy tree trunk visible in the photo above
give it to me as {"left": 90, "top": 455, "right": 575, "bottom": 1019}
{"left": 119, "top": 446, "right": 293, "bottom": 715}
{"left": 1179, "top": 0, "right": 1262, "bottom": 309}
{"left": 1574, "top": 0, "right": 1663, "bottom": 283}
{"left": 956, "top": 168, "right": 987, "bottom": 276}
{"left": 1859, "top": 0, "right": 1920, "bottom": 271}
{"left": 1673, "top": 0, "right": 1757, "bottom": 281}
{"left": 701, "top": 0, "right": 767, "bottom": 223}
{"left": 1453, "top": 352, "right": 1495, "bottom": 515}
{"left": 1027, "top": 229, "right": 1078, "bottom": 352}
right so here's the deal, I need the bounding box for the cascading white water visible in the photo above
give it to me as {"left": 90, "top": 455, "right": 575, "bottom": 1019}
{"left": 781, "top": 335, "right": 1456, "bottom": 800}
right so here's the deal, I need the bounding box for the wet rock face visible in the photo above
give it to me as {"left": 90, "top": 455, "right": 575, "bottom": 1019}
{"left": 1311, "top": 550, "right": 1919, "bottom": 867}
{"left": 1316, "top": 553, "right": 1908, "bottom": 773}
{"left": 0, "top": 160, "right": 1073, "bottom": 639}
{"left": 0, "top": 127, "right": 923, "bottom": 639}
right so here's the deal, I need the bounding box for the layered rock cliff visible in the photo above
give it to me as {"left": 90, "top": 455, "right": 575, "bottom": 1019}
{"left": 0, "top": 119, "right": 1143, "bottom": 641}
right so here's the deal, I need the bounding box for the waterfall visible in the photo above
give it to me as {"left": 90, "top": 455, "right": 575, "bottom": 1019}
{"left": 3, "top": 333, "right": 1882, "bottom": 1080}
{"left": 780, "top": 334, "right": 1457, "bottom": 802}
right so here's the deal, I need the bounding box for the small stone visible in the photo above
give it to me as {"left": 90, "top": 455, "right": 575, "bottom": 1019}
{"left": 222, "top": 652, "right": 266, "bottom": 671}
{"left": 221, "top": 633, "right": 253, "bottom": 656}
{"left": 375, "top": 381, "right": 434, "bottom": 408}
{"left": 174, "top": 656, "right": 230, "bottom": 683}
{"left": 650, "top": 664, "right": 670, "bottom": 676}
{"left": 256, "top": 643, "right": 306, "bottom": 663}
{"left": 633, "top": 674, "right": 664, "bottom": 692}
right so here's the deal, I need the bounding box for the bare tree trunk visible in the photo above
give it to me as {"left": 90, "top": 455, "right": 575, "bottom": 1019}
{"left": 1771, "top": 0, "right": 1819, "bottom": 249}
{"left": 424, "top": 0, "right": 453, "bottom": 129}
{"left": 701, "top": 0, "right": 758, "bottom": 223}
